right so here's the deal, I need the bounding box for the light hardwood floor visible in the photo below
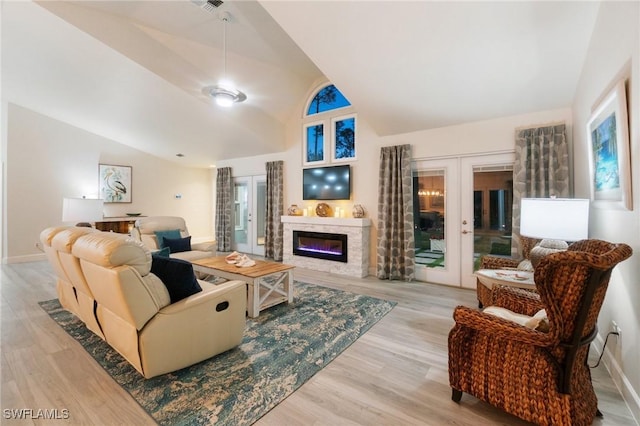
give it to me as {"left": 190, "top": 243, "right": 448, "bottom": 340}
{"left": 1, "top": 261, "right": 636, "bottom": 425}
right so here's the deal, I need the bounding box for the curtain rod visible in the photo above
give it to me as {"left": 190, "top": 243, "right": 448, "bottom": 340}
{"left": 515, "top": 120, "right": 567, "bottom": 132}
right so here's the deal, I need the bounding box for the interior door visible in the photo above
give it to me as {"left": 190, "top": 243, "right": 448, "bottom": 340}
{"left": 233, "top": 175, "right": 266, "bottom": 255}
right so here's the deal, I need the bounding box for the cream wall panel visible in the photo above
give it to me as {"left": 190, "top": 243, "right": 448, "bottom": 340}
{"left": 572, "top": 1, "right": 640, "bottom": 420}
{"left": 4, "top": 104, "right": 212, "bottom": 262}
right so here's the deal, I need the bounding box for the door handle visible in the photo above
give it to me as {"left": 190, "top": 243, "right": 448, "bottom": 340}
{"left": 462, "top": 230, "right": 473, "bottom": 234}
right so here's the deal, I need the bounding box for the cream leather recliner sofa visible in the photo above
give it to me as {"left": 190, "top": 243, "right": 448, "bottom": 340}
{"left": 41, "top": 226, "right": 246, "bottom": 378}
{"left": 131, "top": 216, "right": 216, "bottom": 262}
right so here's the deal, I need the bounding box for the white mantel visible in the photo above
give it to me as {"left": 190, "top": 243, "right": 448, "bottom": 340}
{"left": 281, "top": 216, "right": 371, "bottom": 278}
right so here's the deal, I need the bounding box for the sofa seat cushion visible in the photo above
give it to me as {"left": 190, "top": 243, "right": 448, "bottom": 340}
{"left": 162, "top": 236, "right": 191, "bottom": 253}
{"left": 150, "top": 256, "right": 202, "bottom": 303}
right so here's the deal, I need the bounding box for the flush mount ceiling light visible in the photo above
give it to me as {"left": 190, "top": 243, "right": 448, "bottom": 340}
{"left": 202, "top": 11, "right": 246, "bottom": 107}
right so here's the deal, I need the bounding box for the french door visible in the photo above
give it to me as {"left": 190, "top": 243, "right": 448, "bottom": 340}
{"left": 233, "top": 175, "right": 266, "bottom": 256}
{"left": 413, "top": 152, "right": 514, "bottom": 288}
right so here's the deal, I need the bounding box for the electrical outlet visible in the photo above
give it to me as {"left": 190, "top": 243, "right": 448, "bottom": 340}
{"left": 611, "top": 320, "right": 621, "bottom": 335}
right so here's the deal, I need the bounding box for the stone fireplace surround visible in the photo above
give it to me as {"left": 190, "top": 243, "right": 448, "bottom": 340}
{"left": 282, "top": 216, "right": 371, "bottom": 278}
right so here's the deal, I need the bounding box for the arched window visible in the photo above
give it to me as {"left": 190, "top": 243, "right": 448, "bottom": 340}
{"left": 303, "top": 84, "right": 357, "bottom": 165}
{"left": 306, "top": 85, "right": 351, "bottom": 116}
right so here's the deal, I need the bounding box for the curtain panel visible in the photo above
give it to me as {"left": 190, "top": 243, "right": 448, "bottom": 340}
{"left": 512, "top": 123, "right": 569, "bottom": 255}
{"left": 265, "top": 161, "right": 284, "bottom": 261}
{"left": 215, "top": 167, "right": 233, "bottom": 252}
{"left": 376, "top": 144, "right": 415, "bottom": 281}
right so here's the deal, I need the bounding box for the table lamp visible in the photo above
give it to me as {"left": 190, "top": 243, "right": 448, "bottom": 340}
{"left": 520, "top": 198, "right": 589, "bottom": 268}
{"left": 62, "top": 197, "right": 104, "bottom": 227}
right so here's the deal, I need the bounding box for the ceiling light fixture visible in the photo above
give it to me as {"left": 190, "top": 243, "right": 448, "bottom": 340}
{"left": 202, "top": 11, "right": 246, "bottom": 107}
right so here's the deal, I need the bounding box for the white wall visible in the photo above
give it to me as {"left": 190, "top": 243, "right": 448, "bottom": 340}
{"left": 572, "top": 1, "right": 640, "bottom": 420}
{"left": 220, "top": 80, "right": 573, "bottom": 272}
{"left": 4, "top": 103, "right": 214, "bottom": 263}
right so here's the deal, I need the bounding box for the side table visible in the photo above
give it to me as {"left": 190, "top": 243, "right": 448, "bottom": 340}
{"left": 475, "top": 269, "right": 535, "bottom": 308}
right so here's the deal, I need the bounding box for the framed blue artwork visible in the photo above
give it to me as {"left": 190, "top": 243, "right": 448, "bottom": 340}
{"left": 587, "top": 80, "right": 631, "bottom": 210}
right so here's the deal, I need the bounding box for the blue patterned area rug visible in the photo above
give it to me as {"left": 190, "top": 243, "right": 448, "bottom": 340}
{"left": 39, "top": 281, "right": 396, "bottom": 425}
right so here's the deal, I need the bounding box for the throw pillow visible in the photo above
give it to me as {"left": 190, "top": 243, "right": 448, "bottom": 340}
{"left": 162, "top": 236, "right": 192, "bottom": 253}
{"left": 483, "top": 306, "right": 549, "bottom": 332}
{"left": 150, "top": 256, "right": 202, "bottom": 303}
{"left": 517, "top": 259, "right": 534, "bottom": 271}
{"left": 152, "top": 247, "right": 171, "bottom": 258}
{"left": 154, "top": 229, "right": 181, "bottom": 249}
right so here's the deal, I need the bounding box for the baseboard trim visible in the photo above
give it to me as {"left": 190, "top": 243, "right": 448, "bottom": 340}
{"left": 3, "top": 253, "right": 47, "bottom": 264}
{"left": 594, "top": 332, "right": 640, "bottom": 424}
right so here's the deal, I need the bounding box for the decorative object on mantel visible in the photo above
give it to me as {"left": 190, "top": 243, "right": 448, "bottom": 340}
{"left": 287, "top": 204, "right": 303, "bottom": 216}
{"left": 126, "top": 213, "right": 141, "bottom": 217}
{"left": 352, "top": 204, "right": 365, "bottom": 218}
{"left": 315, "top": 203, "right": 332, "bottom": 217}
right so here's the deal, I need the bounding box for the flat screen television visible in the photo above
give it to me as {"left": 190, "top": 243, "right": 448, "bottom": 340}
{"left": 303, "top": 165, "right": 351, "bottom": 200}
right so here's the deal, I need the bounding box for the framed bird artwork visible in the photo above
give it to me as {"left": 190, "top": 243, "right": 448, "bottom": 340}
{"left": 99, "top": 164, "right": 132, "bottom": 203}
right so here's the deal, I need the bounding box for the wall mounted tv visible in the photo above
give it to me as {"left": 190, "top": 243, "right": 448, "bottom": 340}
{"left": 303, "top": 165, "right": 351, "bottom": 200}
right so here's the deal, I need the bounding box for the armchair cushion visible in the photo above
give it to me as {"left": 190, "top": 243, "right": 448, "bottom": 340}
{"left": 162, "top": 236, "right": 192, "bottom": 254}
{"left": 151, "top": 256, "right": 202, "bottom": 303}
{"left": 154, "top": 229, "right": 181, "bottom": 249}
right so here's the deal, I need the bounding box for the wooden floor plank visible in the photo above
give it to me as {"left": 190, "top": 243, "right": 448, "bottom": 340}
{"left": 1, "top": 261, "right": 635, "bottom": 425}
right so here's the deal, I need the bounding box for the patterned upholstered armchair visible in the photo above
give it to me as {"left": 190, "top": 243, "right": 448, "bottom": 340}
{"left": 449, "top": 239, "right": 632, "bottom": 425}
{"left": 476, "top": 236, "right": 540, "bottom": 308}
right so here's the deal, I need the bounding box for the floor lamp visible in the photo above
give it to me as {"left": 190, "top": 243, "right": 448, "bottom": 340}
{"left": 520, "top": 198, "right": 589, "bottom": 268}
{"left": 62, "top": 197, "right": 104, "bottom": 227}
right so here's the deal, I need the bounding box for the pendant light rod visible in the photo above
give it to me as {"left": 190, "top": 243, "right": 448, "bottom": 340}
{"left": 221, "top": 11, "right": 228, "bottom": 79}
{"left": 202, "top": 10, "right": 246, "bottom": 107}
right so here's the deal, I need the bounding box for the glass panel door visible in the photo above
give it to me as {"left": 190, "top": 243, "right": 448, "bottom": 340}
{"left": 413, "top": 153, "right": 514, "bottom": 288}
{"left": 233, "top": 177, "right": 251, "bottom": 253}
{"left": 233, "top": 175, "right": 266, "bottom": 255}
{"left": 252, "top": 176, "right": 266, "bottom": 256}
{"left": 413, "top": 158, "right": 460, "bottom": 286}
{"left": 460, "top": 153, "right": 515, "bottom": 288}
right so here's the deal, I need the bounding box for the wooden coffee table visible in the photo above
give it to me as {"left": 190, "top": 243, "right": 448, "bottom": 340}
{"left": 192, "top": 256, "right": 295, "bottom": 318}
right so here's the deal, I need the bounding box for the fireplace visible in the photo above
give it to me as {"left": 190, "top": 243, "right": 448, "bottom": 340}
{"left": 293, "top": 231, "right": 348, "bottom": 263}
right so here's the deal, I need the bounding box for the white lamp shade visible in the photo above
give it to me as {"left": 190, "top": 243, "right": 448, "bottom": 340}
{"left": 62, "top": 198, "right": 104, "bottom": 223}
{"left": 520, "top": 198, "right": 589, "bottom": 242}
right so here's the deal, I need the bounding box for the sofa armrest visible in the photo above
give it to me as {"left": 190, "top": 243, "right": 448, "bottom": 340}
{"left": 191, "top": 240, "right": 216, "bottom": 253}
{"left": 159, "top": 280, "right": 244, "bottom": 314}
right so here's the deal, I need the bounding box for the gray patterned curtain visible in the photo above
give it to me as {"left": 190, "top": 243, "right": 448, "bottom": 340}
{"left": 265, "top": 161, "right": 284, "bottom": 261}
{"left": 215, "top": 167, "right": 233, "bottom": 252}
{"left": 377, "top": 144, "right": 415, "bottom": 281}
{"left": 511, "top": 123, "right": 569, "bottom": 256}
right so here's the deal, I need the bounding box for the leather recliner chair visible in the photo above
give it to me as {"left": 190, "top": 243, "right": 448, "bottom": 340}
{"left": 131, "top": 216, "right": 216, "bottom": 262}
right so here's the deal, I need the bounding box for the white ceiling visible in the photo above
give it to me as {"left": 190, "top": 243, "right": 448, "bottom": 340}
{"left": 2, "top": 1, "right": 600, "bottom": 167}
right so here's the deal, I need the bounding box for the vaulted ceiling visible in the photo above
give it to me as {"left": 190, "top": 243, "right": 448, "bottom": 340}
{"left": 2, "top": 1, "right": 600, "bottom": 167}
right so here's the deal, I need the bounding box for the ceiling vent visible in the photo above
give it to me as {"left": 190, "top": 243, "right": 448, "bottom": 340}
{"left": 191, "top": 0, "right": 224, "bottom": 14}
